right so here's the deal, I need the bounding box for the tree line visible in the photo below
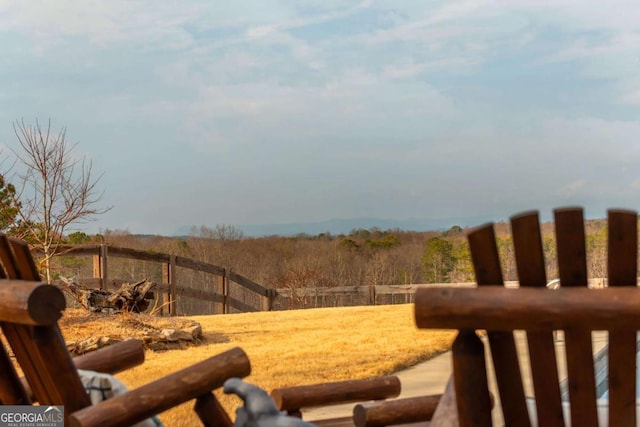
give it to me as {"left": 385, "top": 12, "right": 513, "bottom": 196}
{"left": 45, "top": 219, "right": 611, "bottom": 292}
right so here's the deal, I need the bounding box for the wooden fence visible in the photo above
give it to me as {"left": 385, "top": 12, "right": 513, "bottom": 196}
{"left": 272, "top": 283, "right": 481, "bottom": 309}
{"left": 49, "top": 245, "right": 610, "bottom": 315}
{"left": 49, "top": 244, "right": 275, "bottom": 316}
{"left": 272, "top": 278, "right": 608, "bottom": 309}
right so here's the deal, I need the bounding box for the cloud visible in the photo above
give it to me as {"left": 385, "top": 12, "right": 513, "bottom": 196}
{"left": 620, "top": 90, "right": 640, "bottom": 106}
{"left": 556, "top": 180, "right": 586, "bottom": 197}
{"left": 0, "top": 2, "right": 150, "bottom": 46}
{"left": 243, "top": 1, "right": 368, "bottom": 40}
{"left": 3, "top": 1, "right": 640, "bottom": 234}
{"left": 178, "top": 77, "right": 457, "bottom": 156}
{"left": 246, "top": 25, "right": 277, "bottom": 39}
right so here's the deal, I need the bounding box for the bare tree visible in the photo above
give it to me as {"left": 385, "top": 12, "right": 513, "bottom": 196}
{"left": 7, "top": 119, "right": 110, "bottom": 282}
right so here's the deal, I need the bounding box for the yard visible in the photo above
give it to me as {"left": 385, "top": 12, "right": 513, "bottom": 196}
{"left": 60, "top": 304, "right": 455, "bottom": 426}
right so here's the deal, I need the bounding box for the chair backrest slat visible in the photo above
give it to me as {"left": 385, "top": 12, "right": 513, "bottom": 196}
{"left": 554, "top": 208, "right": 598, "bottom": 427}
{"left": 0, "top": 331, "right": 55, "bottom": 402}
{"left": 0, "top": 236, "right": 16, "bottom": 279}
{"left": 511, "top": 211, "right": 565, "bottom": 427}
{"left": 0, "top": 342, "right": 31, "bottom": 404}
{"left": 467, "top": 225, "right": 504, "bottom": 285}
{"left": 554, "top": 208, "right": 589, "bottom": 286}
{"left": 9, "top": 237, "right": 40, "bottom": 281}
{"left": 606, "top": 209, "right": 638, "bottom": 426}
{"left": 31, "top": 325, "right": 93, "bottom": 409}
{"left": 468, "top": 224, "right": 531, "bottom": 427}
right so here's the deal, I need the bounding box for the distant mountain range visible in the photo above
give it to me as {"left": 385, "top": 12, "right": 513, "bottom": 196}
{"left": 173, "top": 216, "right": 495, "bottom": 238}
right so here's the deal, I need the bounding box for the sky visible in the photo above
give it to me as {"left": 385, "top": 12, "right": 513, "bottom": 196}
{"left": 1, "top": 1, "right": 640, "bottom": 236}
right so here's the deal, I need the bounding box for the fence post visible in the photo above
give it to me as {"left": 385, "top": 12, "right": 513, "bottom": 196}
{"left": 92, "top": 244, "right": 108, "bottom": 290}
{"left": 169, "top": 255, "right": 177, "bottom": 316}
{"left": 369, "top": 285, "right": 376, "bottom": 305}
{"left": 215, "top": 269, "right": 226, "bottom": 314}
{"left": 161, "top": 256, "right": 177, "bottom": 316}
{"left": 262, "top": 289, "right": 274, "bottom": 312}
{"left": 223, "top": 270, "right": 230, "bottom": 314}
{"left": 161, "top": 261, "right": 169, "bottom": 316}
{"left": 92, "top": 253, "right": 100, "bottom": 285}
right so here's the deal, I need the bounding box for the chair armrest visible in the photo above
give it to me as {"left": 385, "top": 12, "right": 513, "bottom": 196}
{"left": 22, "top": 340, "right": 147, "bottom": 403}
{"left": 0, "top": 280, "right": 65, "bottom": 325}
{"left": 353, "top": 394, "right": 442, "bottom": 427}
{"left": 270, "top": 376, "right": 401, "bottom": 417}
{"left": 73, "top": 339, "right": 145, "bottom": 374}
{"left": 68, "top": 346, "right": 251, "bottom": 427}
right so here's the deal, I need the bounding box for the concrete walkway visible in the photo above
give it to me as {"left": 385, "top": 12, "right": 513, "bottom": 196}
{"left": 303, "top": 331, "right": 609, "bottom": 423}
{"left": 302, "top": 348, "right": 450, "bottom": 421}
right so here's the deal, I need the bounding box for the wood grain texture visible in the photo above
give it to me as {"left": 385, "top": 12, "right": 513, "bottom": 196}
{"left": 415, "top": 286, "right": 640, "bottom": 330}
{"left": 606, "top": 209, "right": 638, "bottom": 426}
{"left": 452, "top": 331, "right": 492, "bottom": 427}
{"left": 467, "top": 224, "right": 530, "bottom": 427}
{"left": 21, "top": 339, "right": 146, "bottom": 403}
{"left": 353, "top": 394, "right": 441, "bottom": 427}
{"left": 8, "top": 237, "right": 40, "bottom": 281}
{"left": 194, "top": 392, "right": 233, "bottom": 427}
{"left": 0, "top": 280, "right": 64, "bottom": 325}
{"left": 0, "top": 235, "right": 16, "bottom": 278}
{"left": 271, "top": 376, "right": 401, "bottom": 412}
{"left": 511, "top": 211, "right": 565, "bottom": 427}
{"left": 69, "top": 347, "right": 251, "bottom": 427}
{"left": 73, "top": 339, "right": 145, "bottom": 374}
{"left": 430, "top": 378, "right": 460, "bottom": 427}
{"left": 0, "top": 343, "right": 31, "bottom": 404}
{"left": 554, "top": 207, "right": 598, "bottom": 427}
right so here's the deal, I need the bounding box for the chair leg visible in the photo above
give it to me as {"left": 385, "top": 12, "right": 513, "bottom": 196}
{"left": 195, "top": 392, "right": 233, "bottom": 427}
{"left": 452, "top": 331, "right": 492, "bottom": 427}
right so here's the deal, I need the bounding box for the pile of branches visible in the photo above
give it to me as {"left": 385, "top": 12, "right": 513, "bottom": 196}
{"left": 61, "top": 278, "right": 156, "bottom": 313}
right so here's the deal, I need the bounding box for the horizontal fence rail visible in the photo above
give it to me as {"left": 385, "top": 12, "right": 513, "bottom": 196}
{"left": 271, "top": 279, "right": 608, "bottom": 309}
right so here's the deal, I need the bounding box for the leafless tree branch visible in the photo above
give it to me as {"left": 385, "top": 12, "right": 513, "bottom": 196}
{"left": 6, "top": 118, "right": 111, "bottom": 282}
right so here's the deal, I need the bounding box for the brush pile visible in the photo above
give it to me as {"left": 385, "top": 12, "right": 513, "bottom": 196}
{"left": 61, "top": 278, "right": 156, "bottom": 313}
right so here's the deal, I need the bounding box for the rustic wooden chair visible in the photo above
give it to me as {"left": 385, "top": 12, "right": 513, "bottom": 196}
{"left": 0, "top": 233, "right": 251, "bottom": 427}
{"left": 415, "top": 207, "right": 640, "bottom": 427}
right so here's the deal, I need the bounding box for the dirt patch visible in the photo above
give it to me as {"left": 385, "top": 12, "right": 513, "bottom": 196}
{"left": 59, "top": 308, "right": 223, "bottom": 356}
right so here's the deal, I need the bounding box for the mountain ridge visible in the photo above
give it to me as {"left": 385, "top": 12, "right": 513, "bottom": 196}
{"left": 172, "top": 215, "right": 495, "bottom": 237}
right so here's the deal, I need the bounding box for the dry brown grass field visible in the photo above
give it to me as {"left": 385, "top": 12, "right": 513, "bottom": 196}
{"left": 58, "top": 304, "right": 455, "bottom": 426}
